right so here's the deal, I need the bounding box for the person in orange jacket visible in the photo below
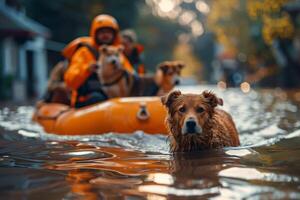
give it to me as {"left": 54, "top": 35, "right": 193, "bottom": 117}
{"left": 121, "top": 29, "right": 146, "bottom": 75}
{"left": 42, "top": 37, "right": 93, "bottom": 105}
{"left": 64, "top": 14, "right": 134, "bottom": 108}
{"left": 62, "top": 37, "right": 93, "bottom": 60}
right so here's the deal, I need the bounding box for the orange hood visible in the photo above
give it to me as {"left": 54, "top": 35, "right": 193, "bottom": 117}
{"left": 62, "top": 37, "right": 92, "bottom": 60}
{"left": 90, "top": 14, "right": 121, "bottom": 47}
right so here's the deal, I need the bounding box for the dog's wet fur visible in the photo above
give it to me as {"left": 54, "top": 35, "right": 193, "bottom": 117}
{"left": 161, "top": 90, "right": 240, "bottom": 152}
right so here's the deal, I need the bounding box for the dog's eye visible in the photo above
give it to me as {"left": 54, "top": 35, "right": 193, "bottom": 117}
{"left": 196, "top": 107, "right": 204, "bottom": 113}
{"left": 178, "top": 106, "right": 186, "bottom": 113}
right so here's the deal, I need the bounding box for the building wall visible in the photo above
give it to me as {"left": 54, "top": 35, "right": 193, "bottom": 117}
{"left": 0, "top": 38, "right": 15, "bottom": 99}
{"left": 0, "top": 39, "right": 3, "bottom": 99}
{"left": 3, "top": 37, "right": 15, "bottom": 76}
{"left": 26, "top": 36, "right": 48, "bottom": 99}
{"left": 0, "top": 2, "right": 50, "bottom": 102}
{"left": 0, "top": 36, "right": 48, "bottom": 101}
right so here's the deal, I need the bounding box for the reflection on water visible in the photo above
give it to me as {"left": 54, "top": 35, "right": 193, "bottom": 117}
{"left": 0, "top": 86, "right": 300, "bottom": 199}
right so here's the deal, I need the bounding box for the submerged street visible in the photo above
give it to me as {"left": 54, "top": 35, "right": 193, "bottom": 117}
{"left": 1, "top": 0, "right": 300, "bottom": 199}
{"left": 1, "top": 86, "right": 300, "bottom": 199}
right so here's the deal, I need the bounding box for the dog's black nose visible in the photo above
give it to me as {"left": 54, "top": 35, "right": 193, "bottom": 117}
{"left": 186, "top": 120, "right": 196, "bottom": 133}
{"left": 175, "top": 79, "right": 180, "bottom": 85}
{"left": 111, "top": 59, "right": 117, "bottom": 65}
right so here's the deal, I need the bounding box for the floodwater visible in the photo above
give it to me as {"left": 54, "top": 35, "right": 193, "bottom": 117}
{"left": 1, "top": 85, "right": 300, "bottom": 199}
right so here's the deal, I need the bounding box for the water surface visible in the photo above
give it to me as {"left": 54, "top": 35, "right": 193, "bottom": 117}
{"left": 1, "top": 86, "right": 300, "bottom": 199}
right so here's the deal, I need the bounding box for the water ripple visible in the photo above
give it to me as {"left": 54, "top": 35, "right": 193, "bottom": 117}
{"left": 1, "top": 86, "right": 300, "bottom": 199}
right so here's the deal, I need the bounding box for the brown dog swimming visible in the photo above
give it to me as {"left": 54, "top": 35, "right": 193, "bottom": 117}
{"left": 161, "top": 90, "right": 240, "bottom": 152}
{"left": 96, "top": 45, "right": 185, "bottom": 98}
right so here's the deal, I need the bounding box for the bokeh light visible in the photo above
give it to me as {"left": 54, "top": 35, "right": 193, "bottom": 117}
{"left": 240, "top": 82, "right": 251, "bottom": 93}
{"left": 178, "top": 10, "right": 196, "bottom": 25}
{"left": 146, "top": 0, "right": 205, "bottom": 38}
{"left": 191, "top": 20, "right": 204, "bottom": 36}
{"left": 217, "top": 81, "right": 227, "bottom": 91}
{"left": 158, "top": 0, "right": 175, "bottom": 13}
{"left": 195, "top": 0, "right": 210, "bottom": 14}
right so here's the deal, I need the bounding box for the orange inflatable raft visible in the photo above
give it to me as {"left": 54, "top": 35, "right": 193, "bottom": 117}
{"left": 33, "top": 97, "right": 168, "bottom": 135}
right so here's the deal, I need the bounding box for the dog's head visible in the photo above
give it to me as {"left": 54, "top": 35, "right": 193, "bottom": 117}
{"left": 98, "top": 45, "right": 123, "bottom": 73}
{"left": 156, "top": 61, "right": 185, "bottom": 87}
{"left": 161, "top": 90, "right": 223, "bottom": 151}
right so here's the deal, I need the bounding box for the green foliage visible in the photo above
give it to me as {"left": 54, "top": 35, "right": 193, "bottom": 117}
{"left": 136, "top": 15, "right": 186, "bottom": 71}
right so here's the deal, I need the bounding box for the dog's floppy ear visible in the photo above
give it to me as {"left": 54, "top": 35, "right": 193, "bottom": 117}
{"left": 176, "top": 61, "right": 185, "bottom": 70}
{"left": 161, "top": 90, "right": 182, "bottom": 108}
{"left": 100, "top": 45, "right": 108, "bottom": 53}
{"left": 158, "top": 62, "right": 169, "bottom": 74}
{"left": 202, "top": 90, "right": 223, "bottom": 108}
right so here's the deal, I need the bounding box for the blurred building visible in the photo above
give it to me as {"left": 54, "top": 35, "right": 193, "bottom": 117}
{"left": 0, "top": 0, "right": 50, "bottom": 101}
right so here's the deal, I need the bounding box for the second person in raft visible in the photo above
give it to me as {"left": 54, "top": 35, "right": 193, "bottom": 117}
{"left": 121, "top": 29, "right": 145, "bottom": 75}
{"left": 64, "top": 14, "right": 134, "bottom": 108}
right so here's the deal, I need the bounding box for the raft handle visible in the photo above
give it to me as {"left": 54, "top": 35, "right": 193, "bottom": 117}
{"left": 137, "top": 102, "right": 150, "bottom": 121}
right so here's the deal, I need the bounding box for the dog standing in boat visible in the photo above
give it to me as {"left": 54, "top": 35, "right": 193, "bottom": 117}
{"left": 96, "top": 45, "right": 129, "bottom": 98}
{"left": 130, "top": 60, "right": 184, "bottom": 97}
{"left": 155, "top": 61, "right": 184, "bottom": 96}
{"left": 161, "top": 90, "right": 240, "bottom": 152}
{"left": 96, "top": 45, "right": 185, "bottom": 98}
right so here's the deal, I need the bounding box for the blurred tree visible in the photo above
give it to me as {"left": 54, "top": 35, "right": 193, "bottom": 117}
{"left": 18, "top": 0, "right": 141, "bottom": 77}
{"left": 135, "top": 7, "right": 187, "bottom": 72}
{"left": 193, "top": 32, "right": 217, "bottom": 83}
{"left": 247, "top": 0, "right": 294, "bottom": 44}
{"left": 247, "top": 0, "right": 300, "bottom": 87}
{"left": 207, "top": 0, "right": 299, "bottom": 87}
{"left": 19, "top": 0, "right": 182, "bottom": 73}
{"left": 21, "top": 0, "right": 139, "bottom": 43}
{"left": 173, "top": 41, "right": 203, "bottom": 80}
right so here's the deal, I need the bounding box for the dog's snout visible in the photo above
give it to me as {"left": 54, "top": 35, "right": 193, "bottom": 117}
{"left": 175, "top": 79, "right": 180, "bottom": 85}
{"left": 186, "top": 120, "right": 196, "bottom": 129}
{"left": 182, "top": 116, "right": 202, "bottom": 135}
{"left": 185, "top": 118, "right": 197, "bottom": 134}
{"left": 111, "top": 59, "right": 117, "bottom": 65}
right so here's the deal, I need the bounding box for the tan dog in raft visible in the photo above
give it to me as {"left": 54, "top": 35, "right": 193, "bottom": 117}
{"left": 96, "top": 45, "right": 184, "bottom": 98}
{"left": 161, "top": 90, "right": 240, "bottom": 152}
